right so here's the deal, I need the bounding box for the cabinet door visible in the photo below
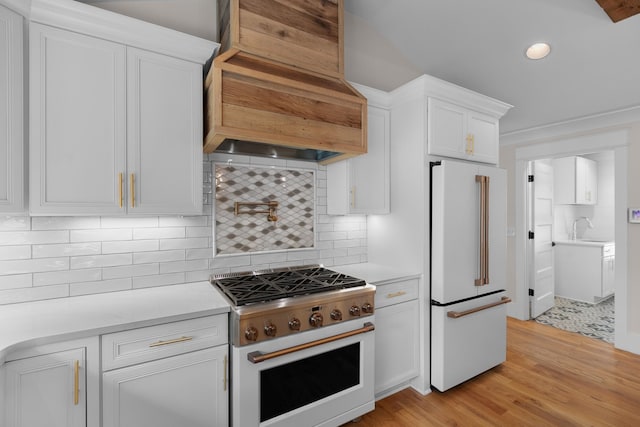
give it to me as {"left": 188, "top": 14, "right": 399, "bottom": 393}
{"left": 29, "top": 23, "right": 126, "bottom": 215}
{"left": 375, "top": 299, "right": 419, "bottom": 396}
{"left": 467, "top": 110, "right": 499, "bottom": 164}
{"left": 102, "top": 346, "right": 228, "bottom": 427}
{"left": 126, "top": 47, "right": 202, "bottom": 215}
{"left": 4, "top": 348, "right": 86, "bottom": 427}
{"left": 0, "top": 6, "right": 24, "bottom": 213}
{"left": 602, "top": 255, "right": 615, "bottom": 297}
{"left": 576, "top": 156, "right": 597, "bottom": 205}
{"left": 427, "top": 98, "right": 466, "bottom": 159}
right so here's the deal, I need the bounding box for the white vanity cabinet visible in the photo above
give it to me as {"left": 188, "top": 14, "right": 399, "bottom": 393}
{"left": 553, "top": 156, "right": 598, "bottom": 205}
{"left": 28, "top": 1, "right": 215, "bottom": 216}
{"left": 101, "top": 315, "right": 229, "bottom": 427}
{"left": 373, "top": 277, "right": 420, "bottom": 397}
{"left": 427, "top": 98, "right": 500, "bottom": 164}
{"left": 3, "top": 337, "right": 100, "bottom": 427}
{"left": 555, "top": 241, "right": 614, "bottom": 303}
{"left": 0, "top": 4, "right": 25, "bottom": 213}
{"left": 327, "top": 84, "right": 390, "bottom": 215}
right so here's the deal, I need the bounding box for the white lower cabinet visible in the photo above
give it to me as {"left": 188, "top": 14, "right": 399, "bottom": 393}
{"left": 102, "top": 347, "right": 228, "bottom": 427}
{"left": 3, "top": 338, "right": 100, "bottom": 427}
{"left": 373, "top": 278, "right": 420, "bottom": 397}
{"left": 555, "top": 242, "right": 615, "bottom": 303}
{"left": 101, "top": 315, "right": 229, "bottom": 427}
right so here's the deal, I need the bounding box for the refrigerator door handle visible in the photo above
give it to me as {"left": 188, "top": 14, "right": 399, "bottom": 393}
{"left": 446, "top": 296, "right": 511, "bottom": 319}
{"left": 475, "top": 175, "right": 490, "bottom": 286}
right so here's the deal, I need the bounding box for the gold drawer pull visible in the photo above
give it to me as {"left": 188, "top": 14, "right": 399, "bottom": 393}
{"left": 74, "top": 360, "right": 80, "bottom": 405}
{"left": 149, "top": 336, "right": 194, "bottom": 347}
{"left": 387, "top": 291, "right": 407, "bottom": 299}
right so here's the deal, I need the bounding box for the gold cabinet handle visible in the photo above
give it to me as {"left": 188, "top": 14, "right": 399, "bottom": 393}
{"left": 386, "top": 291, "right": 407, "bottom": 299}
{"left": 223, "top": 354, "right": 228, "bottom": 391}
{"left": 148, "top": 336, "right": 194, "bottom": 347}
{"left": 118, "top": 173, "right": 123, "bottom": 208}
{"left": 130, "top": 173, "right": 135, "bottom": 208}
{"left": 350, "top": 186, "right": 356, "bottom": 208}
{"left": 74, "top": 360, "right": 80, "bottom": 405}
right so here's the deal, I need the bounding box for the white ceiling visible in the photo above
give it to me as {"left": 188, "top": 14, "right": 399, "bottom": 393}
{"left": 344, "top": 0, "right": 640, "bottom": 134}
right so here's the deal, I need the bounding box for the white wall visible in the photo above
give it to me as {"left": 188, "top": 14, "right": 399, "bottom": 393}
{"left": 0, "top": 153, "right": 367, "bottom": 305}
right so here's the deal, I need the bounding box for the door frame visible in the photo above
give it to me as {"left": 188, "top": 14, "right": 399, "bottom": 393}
{"left": 512, "top": 128, "right": 629, "bottom": 350}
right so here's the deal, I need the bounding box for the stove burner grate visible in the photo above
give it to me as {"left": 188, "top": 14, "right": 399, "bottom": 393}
{"left": 211, "top": 265, "right": 366, "bottom": 306}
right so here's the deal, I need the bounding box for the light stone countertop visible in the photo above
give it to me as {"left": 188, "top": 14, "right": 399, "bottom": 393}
{"left": 554, "top": 239, "right": 615, "bottom": 247}
{"left": 0, "top": 281, "right": 230, "bottom": 363}
{"left": 332, "top": 263, "right": 421, "bottom": 285}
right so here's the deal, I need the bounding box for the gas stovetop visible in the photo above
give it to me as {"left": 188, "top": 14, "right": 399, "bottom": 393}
{"left": 211, "top": 265, "right": 367, "bottom": 306}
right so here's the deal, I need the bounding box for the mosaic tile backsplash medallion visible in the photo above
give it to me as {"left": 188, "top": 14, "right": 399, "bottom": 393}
{"left": 214, "top": 163, "right": 315, "bottom": 255}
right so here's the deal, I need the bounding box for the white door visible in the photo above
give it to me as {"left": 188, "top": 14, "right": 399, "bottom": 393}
{"left": 4, "top": 348, "right": 86, "bottom": 427}
{"left": 102, "top": 347, "right": 228, "bottom": 427}
{"left": 529, "top": 160, "right": 555, "bottom": 318}
{"left": 126, "top": 47, "right": 202, "bottom": 215}
{"left": 29, "top": 23, "right": 126, "bottom": 215}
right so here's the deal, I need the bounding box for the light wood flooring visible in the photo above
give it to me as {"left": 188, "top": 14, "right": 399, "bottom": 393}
{"left": 356, "top": 317, "right": 640, "bottom": 426}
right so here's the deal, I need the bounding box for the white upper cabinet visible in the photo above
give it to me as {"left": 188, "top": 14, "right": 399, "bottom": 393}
{"left": 0, "top": 5, "right": 25, "bottom": 213}
{"left": 327, "top": 84, "right": 390, "bottom": 215}
{"left": 428, "top": 98, "right": 500, "bottom": 164}
{"left": 553, "top": 156, "right": 598, "bottom": 205}
{"left": 126, "top": 48, "right": 202, "bottom": 215}
{"left": 29, "top": 23, "right": 127, "bottom": 215}
{"left": 27, "top": 0, "right": 217, "bottom": 216}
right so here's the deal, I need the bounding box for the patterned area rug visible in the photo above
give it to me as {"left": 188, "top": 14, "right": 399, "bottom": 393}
{"left": 534, "top": 296, "right": 615, "bottom": 343}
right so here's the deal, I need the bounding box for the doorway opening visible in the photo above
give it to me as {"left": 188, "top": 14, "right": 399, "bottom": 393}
{"left": 527, "top": 152, "right": 615, "bottom": 343}
{"left": 513, "top": 128, "right": 628, "bottom": 349}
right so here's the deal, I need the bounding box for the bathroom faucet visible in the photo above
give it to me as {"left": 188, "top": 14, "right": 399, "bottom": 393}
{"left": 572, "top": 216, "right": 594, "bottom": 240}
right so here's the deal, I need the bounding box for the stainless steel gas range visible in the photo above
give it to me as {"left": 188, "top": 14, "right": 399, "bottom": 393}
{"left": 211, "top": 265, "right": 376, "bottom": 427}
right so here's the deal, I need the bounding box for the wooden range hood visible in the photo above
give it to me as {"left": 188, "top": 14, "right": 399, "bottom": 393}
{"left": 203, "top": 0, "right": 367, "bottom": 164}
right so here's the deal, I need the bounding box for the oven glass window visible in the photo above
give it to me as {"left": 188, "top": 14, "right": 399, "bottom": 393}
{"left": 260, "top": 342, "right": 360, "bottom": 422}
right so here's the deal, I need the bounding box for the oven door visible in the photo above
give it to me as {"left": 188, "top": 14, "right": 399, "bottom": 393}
{"left": 232, "top": 318, "right": 375, "bottom": 427}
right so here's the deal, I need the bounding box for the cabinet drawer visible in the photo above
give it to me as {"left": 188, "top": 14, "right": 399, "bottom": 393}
{"left": 374, "top": 278, "right": 419, "bottom": 309}
{"left": 102, "top": 315, "right": 227, "bottom": 371}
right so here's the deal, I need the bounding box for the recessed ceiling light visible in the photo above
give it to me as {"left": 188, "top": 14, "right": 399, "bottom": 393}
{"left": 525, "top": 42, "right": 551, "bottom": 60}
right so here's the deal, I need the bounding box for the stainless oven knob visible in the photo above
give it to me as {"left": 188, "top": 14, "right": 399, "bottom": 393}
{"left": 288, "top": 318, "right": 301, "bottom": 331}
{"left": 362, "top": 303, "right": 374, "bottom": 314}
{"left": 245, "top": 326, "right": 259, "bottom": 341}
{"left": 349, "top": 305, "right": 361, "bottom": 317}
{"left": 309, "top": 312, "right": 324, "bottom": 327}
{"left": 264, "top": 323, "right": 277, "bottom": 337}
{"left": 330, "top": 309, "right": 342, "bottom": 321}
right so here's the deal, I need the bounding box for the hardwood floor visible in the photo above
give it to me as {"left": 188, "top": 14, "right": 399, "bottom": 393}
{"left": 356, "top": 317, "right": 640, "bottom": 426}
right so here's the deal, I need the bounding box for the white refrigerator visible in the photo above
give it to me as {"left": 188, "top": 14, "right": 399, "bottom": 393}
{"left": 430, "top": 159, "right": 510, "bottom": 392}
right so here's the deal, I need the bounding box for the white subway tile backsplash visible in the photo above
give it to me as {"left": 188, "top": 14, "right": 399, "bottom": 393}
{"left": 102, "top": 240, "right": 159, "bottom": 254}
{"left": 0, "top": 156, "right": 367, "bottom": 305}
{"left": 159, "top": 259, "right": 208, "bottom": 274}
{"left": 33, "top": 269, "right": 102, "bottom": 287}
{"left": 101, "top": 217, "right": 159, "bottom": 229}
{"left": 0, "top": 274, "right": 32, "bottom": 290}
{"left": 133, "top": 227, "right": 186, "bottom": 240}
{"left": 70, "top": 253, "right": 132, "bottom": 269}
{"left": 0, "top": 284, "right": 69, "bottom": 305}
{"left": 102, "top": 263, "right": 158, "bottom": 280}
{"left": 0, "top": 216, "right": 29, "bottom": 231}
{"left": 0, "top": 230, "right": 69, "bottom": 246}
{"left": 31, "top": 217, "right": 100, "bottom": 230}
{"left": 159, "top": 237, "right": 209, "bottom": 250}
{"left": 70, "top": 278, "right": 132, "bottom": 296}
{"left": 0, "top": 258, "right": 68, "bottom": 275}
{"left": 70, "top": 228, "right": 132, "bottom": 242}
{"left": 158, "top": 216, "right": 207, "bottom": 227}
{"left": 134, "top": 250, "right": 185, "bottom": 264}
{"left": 32, "top": 242, "right": 101, "bottom": 258}
{"left": 0, "top": 245, "right": 31, "bottom": 260}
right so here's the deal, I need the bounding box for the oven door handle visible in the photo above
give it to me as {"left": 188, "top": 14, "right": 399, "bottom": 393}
{"left": 247, "top": 322, "right": 375, "bottom": 364}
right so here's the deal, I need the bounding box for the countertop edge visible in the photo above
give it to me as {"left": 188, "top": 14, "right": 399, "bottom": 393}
{"left": 332, "top": 263, "right": 422, "bottom": 285}
{"left": 0, "top": 281, "right": 231, "bottom": 364}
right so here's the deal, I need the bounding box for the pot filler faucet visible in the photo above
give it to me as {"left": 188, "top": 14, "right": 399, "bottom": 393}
{"left": 572, "top": 216, "right": 594, "bottom": 240}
